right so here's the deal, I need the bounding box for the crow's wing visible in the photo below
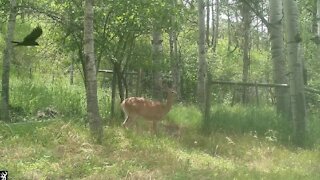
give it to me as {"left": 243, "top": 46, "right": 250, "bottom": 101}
{"left": 23, "top": 26, "right": 43, "bottom": 42}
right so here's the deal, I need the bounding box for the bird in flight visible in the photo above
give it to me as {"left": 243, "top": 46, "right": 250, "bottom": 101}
{"left": 12, "top": 26, "right": 43, "bottom": 46}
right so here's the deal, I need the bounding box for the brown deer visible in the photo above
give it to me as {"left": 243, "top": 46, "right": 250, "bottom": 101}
{"left": 121, "top": 88, "right": 176, "bottom": 133}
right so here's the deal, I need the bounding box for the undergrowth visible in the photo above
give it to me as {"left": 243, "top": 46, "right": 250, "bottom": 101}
{"left": 8, "top": 75, "right": 111, "bottom": 122}
{"left": 10, "top": 76, "right": 86, "bottom": 120}
{"left": 7, "top": 74, "right": 320, "bottom": 146}
{"left": 0, "top": 120, "right": 319, "bottom": 179}
{"left": 1, "top": 75, "right": 319, "bottom": 179}
{"left": 206, "top": 105, "right": 292, "bottom": 143}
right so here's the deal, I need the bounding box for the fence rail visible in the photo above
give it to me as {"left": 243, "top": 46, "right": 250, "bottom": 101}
{"left": 210, "top": 80, "right": 320, "bottom": 95}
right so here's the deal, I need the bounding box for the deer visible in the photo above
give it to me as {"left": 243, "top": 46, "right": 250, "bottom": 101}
{"left": 121, "top": 88, "right": 176, "bottom": 133}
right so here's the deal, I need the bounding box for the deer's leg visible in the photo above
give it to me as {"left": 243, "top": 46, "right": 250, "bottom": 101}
{"left": 152, "top": 121, "right": 158, "bottom": 134}
{"left": 123, "top": 115, "right": 137, "bottom": 130}
{"left": 122, "top": 115, "right": 130, "bottom": 128}
{"left": 122, "top": 115, "right": 129, "bottom": 127}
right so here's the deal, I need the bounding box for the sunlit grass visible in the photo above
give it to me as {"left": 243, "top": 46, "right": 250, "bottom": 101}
{"left": 10, "top": 76, "right": 86, "bottom": 121}
{"left": 201, "top": 105, "right": 293, "bottom": 143}
{"left": 1, "top": 119, "right": 319, "bottom": 179}
{"left": 168, "top": 104, "right": 202, "bottom": 128}
{"left": 3, "top": 75, "right": 320, "bottom": 179}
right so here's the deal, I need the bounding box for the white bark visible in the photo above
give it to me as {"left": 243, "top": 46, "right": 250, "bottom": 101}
{"left": 152, "top": 29, "right": 163, "bottom": 100}
{"left": 197, "top": 0, "right": 207, "bottom": 109}
{"left": 1, "top": 0, "right": 16, "bottom": 121}
{"left": 170, "top": 0, "right": 181, "bottom": 100}
{"left": 316, "top": 0, "right": 320, "bottom": 60}
{"left": 240, "top": 2, "right": 251, "bottom": 104}
{"left": 269, "top": 0, "right": 289, "bottom": 116}
{"left": 83, "top": 0, "right": 103, "bottom": 143}
{"left": 283, "top": 0, "right": 307, "bottom": 146}
{"left": 318, "top": 0, "right": 320, "bottom": 36}
{"left": 213, "top": 0, "right": 219, "bottom": 51}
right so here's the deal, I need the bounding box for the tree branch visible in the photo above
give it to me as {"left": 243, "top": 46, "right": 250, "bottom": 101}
{"left": 239, "top": 0, "right": 270, "bottom": 29}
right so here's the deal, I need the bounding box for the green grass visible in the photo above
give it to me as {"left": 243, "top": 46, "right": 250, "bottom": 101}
{"left": 8, "top": 75, "right": 112, "bottom": 122}
{"left": 0, "top": 119, "right": 319, "bottom": 179}
{"left": 2, "top": 75, "right": 320, "bottom": 179}
{"left": 10, "top": 76, "right": 86, "bottom": 121}
{"left": 168, "top": 104, "right": 202, "bottom": 128}
{"left": 201, "top": 105, "right": 292, "bottom": 143}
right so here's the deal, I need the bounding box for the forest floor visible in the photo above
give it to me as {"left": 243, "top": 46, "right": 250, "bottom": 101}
{"left": 1, "top": 119, "right": 319, "bottom": 179}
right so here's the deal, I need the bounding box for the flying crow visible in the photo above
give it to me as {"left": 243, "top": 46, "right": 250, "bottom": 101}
{"left": 12, "top": 26, "right": 43, "bottom": 46}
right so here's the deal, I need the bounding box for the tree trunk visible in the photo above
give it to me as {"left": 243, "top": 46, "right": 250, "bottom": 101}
{"left": 136, "top": 68, "right": 142, "bottom": 97}
{"left": 227, "top": 3, "right": 231, "bottom": 52}
{"left": 114, "top": 62, "right": 124, "bottom": 103}
{"left": 197, "top": 0, "right": 207, "bottom": 110}
{"left": 83, "top": 0, "right": 103, "bottom": 144}
{"left": 203, "top": 71, "right": 212, "bottom": 133}
{"left": 317, "top": 0, "right": 320, "bottom": 66}
{"left": 70, "top": 52, "right": 76, "bottom": 85}
{"left": 152, "top": 29, "right": 163, "bottom": 100}
{"left": 211, "top": 0, "right": 215, "bottom": 48}
{"left": 117, "top": 69, "right": 125, "bottom": 102}
{"left": 110, "top": 65, "right": 117, "bottom": 119}
{"left": 269, "top": 0, "right": 290, "bottom": 117}
{"left": 240, "top": 2, "right": 251, "bottom": 104}
{"left": 170, "top": 0, "right": 181, "bottom": 100}
{"left": 318, "top": 0, "right": 320, "bottom": 37}
{"left": 283, "top": 0, "right": 307, "bottom": 147}
{"left": 206, "top": 0, "right": 210, "bottom": 46}
{"left": 169, "top": 32, "right": 181, "bottom": 99}
{"left": 1, "top": 0, "right": 16, "bottom": 122}
{"left": 212, "top": 0, "right": 219, "bottom": 52}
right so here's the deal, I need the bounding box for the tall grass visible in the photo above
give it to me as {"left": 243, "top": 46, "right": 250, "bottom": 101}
{"left": 1, "top": 119, "right": 319, "bottom": 179}
{"left": 170, "top": 104, "right": 305, "bottom": 145}
{"left": 307, "top": 113, "right": 320, "bottom": 146}
{"left": 9, "top": 74, "right": 116, "bottom": 122}
{"left": 207, "top": 105, "right": 292, "bottom": 138}
{"left": 10, "top": 76, "right": 86, "bottom": 121}
{"left": 167, "top": 103, "right": 320, "bottom": 146}
{"left": 170, "top": 104, "right": 290, "bottom": 137}
{"left": 6, "top": 74, "right": 320, "bottom": 147}
{"left": 168, "top": 104, "right": 202, "bottom": 128}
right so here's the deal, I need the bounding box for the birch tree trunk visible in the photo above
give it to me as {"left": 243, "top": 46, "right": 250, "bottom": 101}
{"left": 269, "top": 0, "right": 290, "bottom": 117}
{"left": 227, "top": 3, "right": 231, "bottom": 52}
{"left": 169, "top": 0, "right": 181, "bottom": 99}
{"left": 169, "top": 32, "right": 181, "bottom": 99}
{"left": 83, "top": 0, "right": 103, "bottom": 143}
{"left": 283, "top": 0, "right": 307, "bottom": 146}
{"left": 197, "top": 0, "right": 207, "bottom": 110}
{"left": 1, "top": 0, "right": 16, "bottom": 122}
{"left": 212, "top": 0, "right": 219, "bottom": 52}
{"left": 206, "top": 0, "right": 210, "bottom": 46}
{"left": 152, "top": 29, "right": 163, "bottom": 100}
{"left": 240, "top": 2, "right": 251, "bottom": 104}
{"left": 318, "top": 0, "right": 320, "bottom": 37}
{"left": 317, "top": 0, "right": 320, "bottom": 59}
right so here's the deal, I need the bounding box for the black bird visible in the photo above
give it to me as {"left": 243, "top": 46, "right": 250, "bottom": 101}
{"left": 12, "top": 26, "right": 43, "bottom": 46}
